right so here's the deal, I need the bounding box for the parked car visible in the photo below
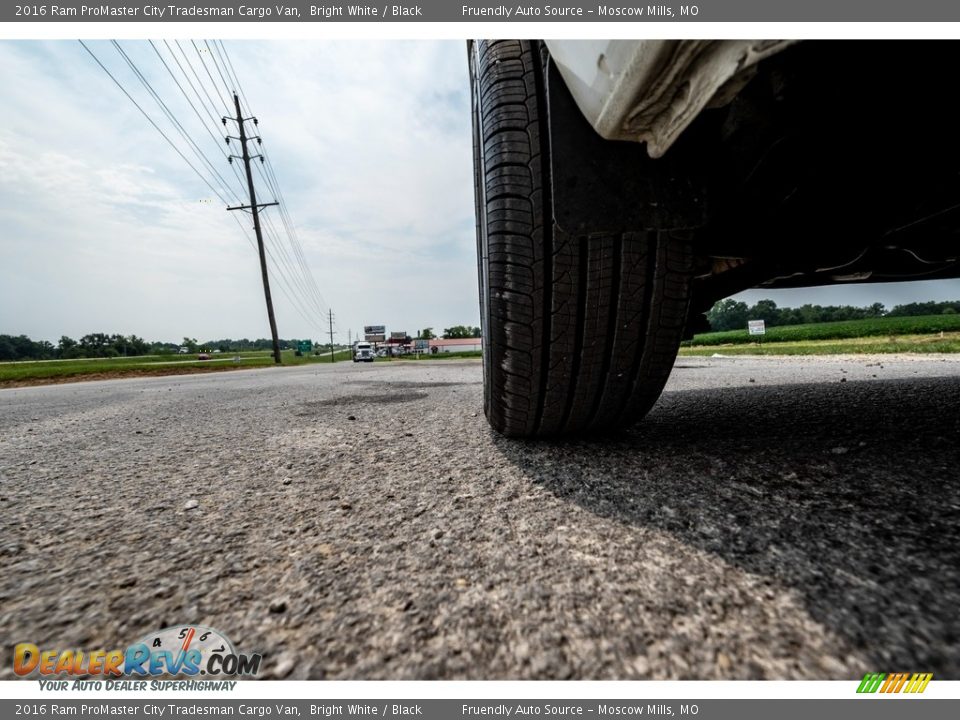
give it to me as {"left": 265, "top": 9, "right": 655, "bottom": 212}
{"left": 197, "top": 353, "right": 210, "bottom": 361}
{"left": 469, "top": 40, "right": 960, "bottom": 438}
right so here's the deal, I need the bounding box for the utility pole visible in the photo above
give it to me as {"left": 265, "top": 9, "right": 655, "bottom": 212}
{"left": 225, "top": 93, "right": 281, "bottom": 365}
{"left": 328, "top": 309, "right": 336, "bottom": 363}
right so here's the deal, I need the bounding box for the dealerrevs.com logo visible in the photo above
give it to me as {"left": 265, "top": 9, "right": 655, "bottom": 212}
{"left": 14, "top": 625, "right": 261, "bottom": 679}
{"left": 857, "top": 672, "right": 933, "bottom": 694}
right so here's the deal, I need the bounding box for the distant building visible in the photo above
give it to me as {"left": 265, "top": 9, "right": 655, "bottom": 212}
{"left": 429, "top": 338, "right": 482, "bottom": 353}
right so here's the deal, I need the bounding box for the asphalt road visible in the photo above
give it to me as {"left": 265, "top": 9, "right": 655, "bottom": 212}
{"left": 1, "top": 355, "right": 958, "bottom": 680}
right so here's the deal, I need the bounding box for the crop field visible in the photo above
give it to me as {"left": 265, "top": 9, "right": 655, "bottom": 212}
{"left": 679, "top": 333, "right": 960, "bottom": 356}
{"left": 0, "top": 349, "right": 351, "bottom": 386}
{"left": 683, "top": 314, "right": 960, "bottom": 347}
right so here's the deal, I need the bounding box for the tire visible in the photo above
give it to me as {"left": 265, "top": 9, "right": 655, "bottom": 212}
{"left": 471, "top": 40, "right": 694, "bottom": 438}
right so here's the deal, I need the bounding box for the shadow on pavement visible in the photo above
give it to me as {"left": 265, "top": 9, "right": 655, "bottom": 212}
{"left": 492, "top": 376, "right": 960, "bottom": 676}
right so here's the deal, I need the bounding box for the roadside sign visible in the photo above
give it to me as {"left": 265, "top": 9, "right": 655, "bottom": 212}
{"left": 364, "top": 325, "right": 386, "bottom": 342}
{"left": 297, "top": 340, "right": 312, "bottom": 353}
{"left": 748, "top": 320, "right": 766, "bottom": 336}
{"left": 414, "top": 339, "right": 429, "bottom": 350}
{"left": 391, "top": 331, "right": 407, "bottom": 340}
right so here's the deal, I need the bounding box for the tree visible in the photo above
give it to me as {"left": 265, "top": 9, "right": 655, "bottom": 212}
{"left": 706, "top": 299, "right": 749, "bottom": 332}
{"left": 131, "top": 335, "right": 149, "bottom": 355}
{"left": 748, "top": 299, "right": 779, "bottom": 326}
{"left": 79, "top": 333, "right": 116, "bottom": 358}
{"left": 443, "top": 325, "right": 477, "bottom": 339}
{"left": 867, "top": 302, "right": 886, "bottom": 318}
{"left": 37, "top": 341, "right": 55, "bottom": 359}
{"left": 58, "top": 336, "right": 79, "bottom": 359}
{"left": 419, "top": 328, "right": 435, "bottom": 340}
{"left": 0, "top": 336, "right": 16, "bottom": 361}
{"left": 182, "top": 337, "right": 198, "bottom": 352}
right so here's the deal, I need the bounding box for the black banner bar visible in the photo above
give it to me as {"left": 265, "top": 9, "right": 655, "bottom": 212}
{"left": 6, "top": 0, "right": 960, "bottom": 22}
{"left": 1, "top": 699, "right": 959, "bottom": 720}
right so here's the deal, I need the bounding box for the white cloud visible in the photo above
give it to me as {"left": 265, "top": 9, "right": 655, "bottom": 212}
{"left": 6, "top": 39, "right": 948, "bottom": 347}
{"left": 0, "top": 40, "right": 479, "bottom": 344}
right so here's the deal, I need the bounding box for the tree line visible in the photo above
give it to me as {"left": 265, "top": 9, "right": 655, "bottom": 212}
{"left": 706, "top": 299, "right": 960, "bottom": 332}
{"left": 2, "top": 327, "right": 486, "bottom": 361}
{"left": 0, "top": 334, "right": 317, "bottom": 362}
{"left": 415, "top": 327, "right": 482, "bottom": 340}
{"left": 12, "top": 301, "right": 953, "bottom": 360}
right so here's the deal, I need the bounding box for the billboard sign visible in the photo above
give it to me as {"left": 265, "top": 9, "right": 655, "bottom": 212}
{"left": 747, "top": 320, "right": 766, "bottom": 336}
{"left": 364, "top": 325, "right": 386, "bottom": 342}
{"left": 390, "top": 332, "right": 407, "bottom": 340}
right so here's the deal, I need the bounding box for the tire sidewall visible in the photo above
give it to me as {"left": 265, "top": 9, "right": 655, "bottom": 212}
{"left": 470, "top": 42, "right": 493, "bottom": 420}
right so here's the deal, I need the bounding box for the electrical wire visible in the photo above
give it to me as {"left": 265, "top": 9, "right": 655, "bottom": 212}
{"left": 79, "top": 40, "right": 327, "bottom": 337}
{"left": 78, "top": 41, "right": 231, "bottom": 207}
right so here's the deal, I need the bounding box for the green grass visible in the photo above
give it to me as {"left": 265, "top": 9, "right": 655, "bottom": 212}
{"left": 390, "top": 350, "right": 483, "bottom": 360}
{"left": 680, "top": 333, "right": 960, "bottom": 356}
{"left": 0, "top": 349, "right": 352, "bottom": 385}
{"left": 683, "top": 314, "right": 960, "bottom": 347}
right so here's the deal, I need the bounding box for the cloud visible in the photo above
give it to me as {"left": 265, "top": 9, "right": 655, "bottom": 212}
{"left": 4, "top": 39, "right": 951, "bottom": 346}
{"left": 0, "top": 40, "right": 479, "bottom": 344}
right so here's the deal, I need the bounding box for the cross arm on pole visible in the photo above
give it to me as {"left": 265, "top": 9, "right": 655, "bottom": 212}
{"left": 226, "top": 201, "right": 279, "bottom": 212}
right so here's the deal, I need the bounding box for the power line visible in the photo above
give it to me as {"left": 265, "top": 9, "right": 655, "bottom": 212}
{"left": 257, "top": 145, "right": 330, "bottom": 314}
{"left": 217, "top": 40, "right": 253, "bottom": 119}
{"left": 154, "top": 41, "right": 327, "bottom": 334}
{"left": 172, "top": 40, "right": 232, "bottom": 132}
{"left": 111, "top": 41, "right": 241, "bottom": 205}
{"left": 148, "top": 40, "right": 248, "bottom": 202}
{"left": 78, "top": 41, "right": 231, "bottom": 207}
{"left": 217, "top": 41, "right": 331, "bottom": 315}
{"left": 190, "top": 40, "right": 232, "bottom": 115}
{"left": 205, "top": 39, "right": 235, "bottom": 100}
{"left": 180, "top": 40, "right": 327, "bottom": 324}
{"left": 79, "top": 40, "right": 328, "bottom": 339}
{"left": 253, "top": 162, "right": 328, "bottom": 318}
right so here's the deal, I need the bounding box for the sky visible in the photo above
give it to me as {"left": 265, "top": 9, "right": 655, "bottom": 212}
{"left": 0, "top": 40, "right": 477, "bottom": 345}
{"left": 0, "top": 39, "right": 957, "bottom": 346}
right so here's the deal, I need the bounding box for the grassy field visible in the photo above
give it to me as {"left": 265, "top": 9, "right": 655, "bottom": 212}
{"left": 681, "top": 314, "right": 960, "bottom": 356}
{"left": 0, "top": 349, "right": 352, "bottom": 386}
{"left": 387, "top": 350, "right": 483, "bottom": 361}
{"left": 680, "top": 332, "right": 960, "bottom": 356}
{"left": 683, "top": 313, "right": 960, "bottom": 347}
{"left": 6, "top": 314, "right": 956, "bottom": 385}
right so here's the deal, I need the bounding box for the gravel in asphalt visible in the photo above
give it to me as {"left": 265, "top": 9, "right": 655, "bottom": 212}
{"left": 0, "top": 355, "right": 958, "bottom": 679}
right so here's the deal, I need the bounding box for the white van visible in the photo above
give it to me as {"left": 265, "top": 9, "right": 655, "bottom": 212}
{"left": 353, "top": 342, "right": 374, "bottom": 363}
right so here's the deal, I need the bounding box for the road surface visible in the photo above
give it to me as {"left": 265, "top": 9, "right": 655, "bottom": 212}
{"left": 1, "top": 355, "right": 958, "bottom": 679}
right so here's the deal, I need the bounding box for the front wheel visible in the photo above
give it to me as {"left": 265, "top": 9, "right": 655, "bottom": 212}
{"left": 471, "top": 40, "right": 694, "bottom": 438}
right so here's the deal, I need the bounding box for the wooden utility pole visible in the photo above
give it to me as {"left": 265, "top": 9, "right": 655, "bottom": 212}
{"left": 328, "top": 309, "right": 335, "bottom": 363}
{"left": 225, "top": 93, "right": 281, "bottom": 364}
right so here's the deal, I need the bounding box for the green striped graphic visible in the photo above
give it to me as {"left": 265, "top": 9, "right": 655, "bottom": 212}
{"left": 857, "top": 672, "right": 886, "bottom": 693}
